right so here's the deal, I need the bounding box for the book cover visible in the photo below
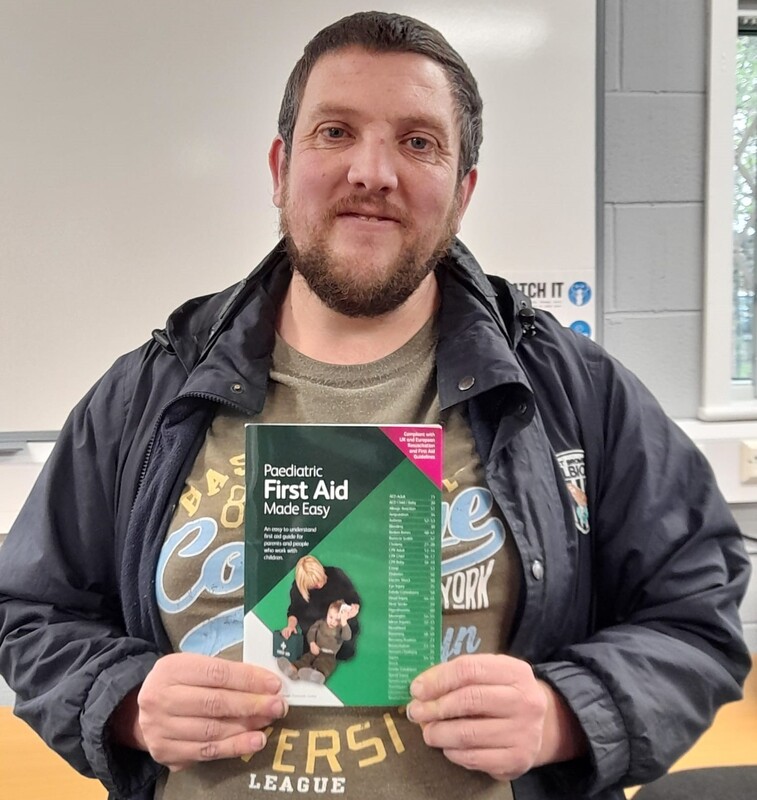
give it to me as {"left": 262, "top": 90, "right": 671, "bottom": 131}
{"left": 243, "top": 423, "right": 442, "bottom": 707}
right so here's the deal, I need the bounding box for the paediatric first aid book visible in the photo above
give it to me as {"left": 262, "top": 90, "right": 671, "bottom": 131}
{"left": 243, "top": 423, "right": 442, "bottom": 706}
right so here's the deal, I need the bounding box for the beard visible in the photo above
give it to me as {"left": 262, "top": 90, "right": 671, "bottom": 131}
{"left": 279, "top": 189, "right": 458, "bottom": 318}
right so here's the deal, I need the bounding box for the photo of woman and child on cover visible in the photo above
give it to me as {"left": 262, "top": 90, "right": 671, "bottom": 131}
{"left": 275, "top": 555, "right": 361, "bottom": 685}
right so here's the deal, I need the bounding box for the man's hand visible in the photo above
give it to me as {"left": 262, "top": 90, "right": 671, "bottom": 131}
{"left": 110, "top": 652, "right": 287, "bottom": 772}
{"left": 310, "top": 641, "right": 320, "bottom": 656}
{"left": 405, "top": 654, "right": 586, "bottom": 781}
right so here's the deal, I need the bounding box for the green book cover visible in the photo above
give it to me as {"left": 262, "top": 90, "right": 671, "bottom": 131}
{"left": 243, "top": 423, "right": 442, "bottom": 706}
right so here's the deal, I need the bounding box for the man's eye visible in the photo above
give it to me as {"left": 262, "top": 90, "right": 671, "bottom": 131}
{"left": 408, "top": 136, "right": 430, "bottom": 150}
{"left": 324, "top": 127, "right": 345, "bottom": 139}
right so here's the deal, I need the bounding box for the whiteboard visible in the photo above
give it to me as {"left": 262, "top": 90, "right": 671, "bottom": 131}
{"left": 0, "top": 0, "right": 596, "bottom": 433}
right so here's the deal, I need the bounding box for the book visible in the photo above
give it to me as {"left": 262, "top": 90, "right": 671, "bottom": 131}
{"left": 243, "top": 423, "right": 442, "bottom": 706}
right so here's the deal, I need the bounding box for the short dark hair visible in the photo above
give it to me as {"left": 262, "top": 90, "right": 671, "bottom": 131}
{"left": 277, "top": 11, "right": 483, "bottom": 180}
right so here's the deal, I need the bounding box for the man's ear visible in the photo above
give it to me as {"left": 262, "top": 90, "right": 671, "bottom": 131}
{"left": 269, "top": 135, "right": 287, "bottom": 208}
{"left": 453, "top": 167, "right": 478, "bottom": 233}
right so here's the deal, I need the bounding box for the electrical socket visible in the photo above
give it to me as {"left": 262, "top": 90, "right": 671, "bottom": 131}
{"left": 740, "top": 440, "right": 757, "bottom": 484}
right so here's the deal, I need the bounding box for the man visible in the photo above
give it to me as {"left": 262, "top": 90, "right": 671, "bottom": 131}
{"left": 0, "top": 11, "right": 751, "bottom": 800}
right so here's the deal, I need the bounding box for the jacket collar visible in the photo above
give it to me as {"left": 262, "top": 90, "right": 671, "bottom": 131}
{"left": 163, "top": 240, "right": 291, "bottom": 374}
{"left": 157, "top": 237, "right": 536, "bottom": 421}
{"left": 436, "top": 240, "right": 535, "bottom": 408}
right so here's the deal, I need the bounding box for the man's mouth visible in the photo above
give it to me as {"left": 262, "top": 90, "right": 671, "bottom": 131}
{"left": 334, "top": 204, "right": 403, "bottom": 225}
{"left": 342, "top": 212, "right": 395, "bottom": 223}
{"left": 337, "top": 211, "right": 400, "bottom": 225}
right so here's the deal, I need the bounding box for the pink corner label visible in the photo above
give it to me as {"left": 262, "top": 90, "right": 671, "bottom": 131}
{"left": 379, "top": 425, "right": 442, "bottom": 488}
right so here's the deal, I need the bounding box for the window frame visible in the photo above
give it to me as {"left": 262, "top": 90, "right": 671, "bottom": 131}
{"left": 701, "top": 0, "right": 757, "bottom": 419}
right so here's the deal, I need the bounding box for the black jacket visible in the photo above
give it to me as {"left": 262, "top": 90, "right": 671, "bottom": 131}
{"left": 0, "top": 240, "right": 751, "bottom": 799}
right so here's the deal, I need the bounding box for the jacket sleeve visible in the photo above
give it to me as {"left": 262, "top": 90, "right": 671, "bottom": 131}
{"left": 530, "top": 342, "right": 752, "bottom": 796}
{"left": 287, "top": 582, "right": 307, "bottom": 622}
{"left": 0, "top": 353, "right": 164, "bottom": 798}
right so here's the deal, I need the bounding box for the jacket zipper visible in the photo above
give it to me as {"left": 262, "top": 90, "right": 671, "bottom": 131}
{"left": 131, "top": 390, "right": 252, "bottom": 513}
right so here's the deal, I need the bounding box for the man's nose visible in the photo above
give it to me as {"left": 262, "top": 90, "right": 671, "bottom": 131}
{"left": 346, "top": 138, "right": 399, "bottom": 193}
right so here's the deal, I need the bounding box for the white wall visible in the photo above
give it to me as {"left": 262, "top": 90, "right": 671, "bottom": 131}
{"left": 0, "top": 0, "right": 595, "bottom": 434}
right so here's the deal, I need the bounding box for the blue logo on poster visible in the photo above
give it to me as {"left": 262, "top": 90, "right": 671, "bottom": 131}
{"left": 568, "top": 282, "right": 592, "bottom": 307}
{"left": 570, "top": 320, "right": 592, "bottom": 337}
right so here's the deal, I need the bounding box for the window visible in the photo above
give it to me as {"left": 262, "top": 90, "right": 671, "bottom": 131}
{"left": 702, "top": 0, "right": 757, "bottom": 419}
{"left": 733, "top": 15, "right": 757, "bottom": 382}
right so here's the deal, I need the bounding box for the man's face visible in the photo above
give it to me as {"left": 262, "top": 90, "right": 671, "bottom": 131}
{"left": 269, "top": 47, "right": 477, "bottom": 317}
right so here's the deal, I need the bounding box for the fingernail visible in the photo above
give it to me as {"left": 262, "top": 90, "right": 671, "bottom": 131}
{"left": 275, "top": 698, "right": 289, "bottom": 718}
{"left": 409, "top": 679, "right": 423, "bottom": 699}
{"left": 405, "top": 701, "right": 417, "bottom": 723}
{"left": 240, "top": 734, "right": 266, "bottom": 763}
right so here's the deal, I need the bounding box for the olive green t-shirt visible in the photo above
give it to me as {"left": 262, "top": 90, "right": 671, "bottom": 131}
{"left": 156, "top": 319, "right": 521, "bottom": 799}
